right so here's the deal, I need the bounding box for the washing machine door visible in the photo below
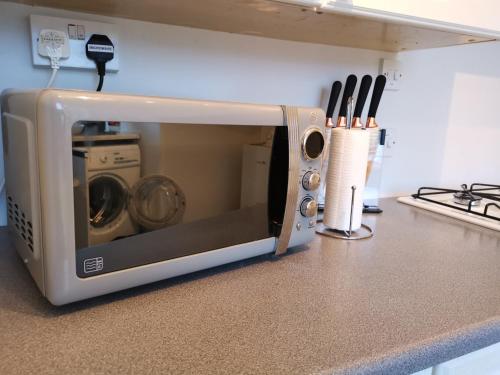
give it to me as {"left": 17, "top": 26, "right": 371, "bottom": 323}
{"left": 88, "top": 174, "right": 128, "bottom": 228}
{"left": 128, "top": 175, "right": 186, "bottom": 231}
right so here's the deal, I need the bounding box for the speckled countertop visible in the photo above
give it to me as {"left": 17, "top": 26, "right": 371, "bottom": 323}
{"left": 1, "top": 199, "right": 500, "bottom": 375}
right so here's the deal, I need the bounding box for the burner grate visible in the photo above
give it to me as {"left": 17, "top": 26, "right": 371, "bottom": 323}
{"left": 412, "top": 183, "right": 500, "bottom": 222}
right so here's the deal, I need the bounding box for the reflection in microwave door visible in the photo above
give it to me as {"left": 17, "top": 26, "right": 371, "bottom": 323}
{"left": 128, "top": 175, "right": 186, "bottom": 231}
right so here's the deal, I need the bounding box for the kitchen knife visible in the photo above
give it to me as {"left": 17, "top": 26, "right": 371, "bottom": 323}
{"left": 337, "top": 74, "right": 357, "bottom": 127}
{"left": 346, "top": 96, "right": 354, "bottom": 130}
{"left": 325, "top": 81, "right": 342, "bottom": 127}
{"left": 352, "top": 75, "right": 372, "bottom": 128}
{"left": 366, "top": 75, "right": 387, "bottom": 128}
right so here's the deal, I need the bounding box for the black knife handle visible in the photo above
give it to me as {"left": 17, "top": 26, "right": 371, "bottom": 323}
{"left": 338, "top": 74, "right": 357, "bottom": 117}
{"left": 368, "top": 75, "right": 387, "bottom": 118}
{"left": 326, "top": 81, "right": 342, "bottom": 118}
{"left": 353, "top": 75, "right": 372, "bottom": 118}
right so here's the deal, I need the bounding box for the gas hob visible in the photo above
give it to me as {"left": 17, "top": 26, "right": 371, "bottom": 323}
{"left": 398, "top": 183, "right": 500, "bottom": 231}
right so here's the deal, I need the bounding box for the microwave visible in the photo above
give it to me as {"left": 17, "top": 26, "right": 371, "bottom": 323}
{"left": 1, "top": 89, "right": 325, "bottom": 305}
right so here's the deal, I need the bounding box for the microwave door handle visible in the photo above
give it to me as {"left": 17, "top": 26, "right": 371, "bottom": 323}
{"left": 274, "top": 106, "right": 301, "bottom": 256}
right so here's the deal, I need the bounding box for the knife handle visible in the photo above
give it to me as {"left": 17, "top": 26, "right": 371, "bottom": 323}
{"left": 338, "top": 74, "right": 357, "bottom": 117}
{"left": 368, "top": 75, "right": 387, "bottom": 118}
{"left": 353, "top": 75, "right": 372, "bottom": 118}
{"left": 326, "top": 81, "right": 342, "bottom": 119}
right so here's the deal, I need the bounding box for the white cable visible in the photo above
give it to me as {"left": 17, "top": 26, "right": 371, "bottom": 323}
{"left": 45, "top": 45, "right": 61, "bottom": 88}
{"left": 46, "top": 68, "right": 58, "bottom": 88}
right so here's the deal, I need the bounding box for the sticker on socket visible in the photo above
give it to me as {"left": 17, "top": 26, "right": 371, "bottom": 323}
{"left": 30, "top": 14, "right": 119, "bottom": 72}
{"left": 68, "top": 24, "right": 86, "bottom": 40}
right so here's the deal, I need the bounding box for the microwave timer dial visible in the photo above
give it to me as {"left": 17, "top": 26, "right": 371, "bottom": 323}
{"left": 302, "top": 128, "right": 325, "bottom": 160}
{"left": 302, "top": 171, "right": 321, "bottom": 191}
{"left": 300, "top": 196, "right": 318, "bottom": 218}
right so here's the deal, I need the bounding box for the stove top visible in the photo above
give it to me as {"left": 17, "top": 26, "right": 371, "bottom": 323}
{"left": 398, "top": 183, "right": 500, "bottom": 231}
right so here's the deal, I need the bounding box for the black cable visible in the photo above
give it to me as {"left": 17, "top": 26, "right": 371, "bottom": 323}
{"left": 96, "top": 74, "right": 104, "bottom": 92}
{"left": 96, "top": 61, "right": 105, "bottom": 91}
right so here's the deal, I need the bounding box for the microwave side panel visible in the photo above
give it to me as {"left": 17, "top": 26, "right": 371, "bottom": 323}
{"left": 1, "top": 90, "right": 45, "bottom": 294}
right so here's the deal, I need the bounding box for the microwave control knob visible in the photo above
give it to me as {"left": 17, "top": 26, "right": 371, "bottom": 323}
{"left": 300, "top": 197, "right": 318, "bottom": 218}
{"left": 302, "top": 171, "right": 321, "bottom": 191}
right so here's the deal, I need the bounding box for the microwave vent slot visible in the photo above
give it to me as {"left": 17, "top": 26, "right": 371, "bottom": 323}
{"left": 8, "top": 195, "right": 34, "bottom": 252}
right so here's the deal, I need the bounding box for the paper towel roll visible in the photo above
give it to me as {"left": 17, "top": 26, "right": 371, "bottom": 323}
{"left": 323, "top": 128, "right": 369, "bottom": 231}
{"left": 367, "top": 127, "right": 380, "bottom": 161}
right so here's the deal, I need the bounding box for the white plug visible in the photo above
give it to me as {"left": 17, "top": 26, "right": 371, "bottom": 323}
{"left": 37, "top": 29, "right": 70, "bottom": 87}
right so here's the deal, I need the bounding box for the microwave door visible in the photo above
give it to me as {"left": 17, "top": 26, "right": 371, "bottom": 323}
{"left": 74, "top": 123, "right": 282, "bottom": 278}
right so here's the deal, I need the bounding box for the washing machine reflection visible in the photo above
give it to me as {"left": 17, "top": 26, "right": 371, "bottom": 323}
{"left": 72, "top": 142, "right": 185, "bottom": 249}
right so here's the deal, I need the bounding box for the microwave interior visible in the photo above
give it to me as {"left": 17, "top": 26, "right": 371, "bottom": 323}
{"left": 71, "top": 121, "right": 288, "bottom": 277}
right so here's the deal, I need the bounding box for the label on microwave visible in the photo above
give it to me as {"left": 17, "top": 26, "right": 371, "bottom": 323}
{"left": 83, "top": 257, "right": 104, "bottom": 273}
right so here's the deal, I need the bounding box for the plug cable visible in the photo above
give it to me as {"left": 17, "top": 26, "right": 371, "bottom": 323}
{"left": 86, "top": 34, "right": 114, "bottom": 92}
{"left": 46, "top": 45, "right": 61, "bottom": 88}
{"left": 96, "top": 61, "right": 105, "bottom": 92}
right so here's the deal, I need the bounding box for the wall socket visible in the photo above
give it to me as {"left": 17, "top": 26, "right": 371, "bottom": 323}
{"left": 383, "top": 127, "right": 397, "bottom": 158}
{"left": 380, "top": 59, "right": 402, "bottom": 91}
{"left": 30, "top": 14, "right": 119, "bottom": 72}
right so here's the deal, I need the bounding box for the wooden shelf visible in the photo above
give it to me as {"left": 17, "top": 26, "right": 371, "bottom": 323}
{"left": 72, "top": 132, "right": 140, "bottom": 143}
{"left": 5, "top": 0, "right": 496, "bottom": 52}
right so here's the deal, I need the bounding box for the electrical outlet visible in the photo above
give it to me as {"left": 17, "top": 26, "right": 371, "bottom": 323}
{"left": 380, "top": 59, "right": 402, "bottom": 91}
{"left": 383, "top": 127, "right": 397, "bottom": 158}
{"left": 30, "top": 14, "right": 119, "bottom": 72}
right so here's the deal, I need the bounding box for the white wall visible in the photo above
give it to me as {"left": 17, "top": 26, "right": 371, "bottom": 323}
{"left": 1, "top": 1, "right": 499, "bottom": 223}
{"left": 441, "top": 69, "right": 500, "bottom": 187}
{"left": 378, "top": 41, "right": 500, "bottom": 195}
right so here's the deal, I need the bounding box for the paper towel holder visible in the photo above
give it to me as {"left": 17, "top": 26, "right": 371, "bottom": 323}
{"left": 316, "top": 186, "right": 373, "bottom": 240}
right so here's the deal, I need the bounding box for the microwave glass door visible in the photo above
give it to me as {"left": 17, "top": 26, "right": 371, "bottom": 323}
{"left": 72, "top": 122, "right": 287, "bottom": 278}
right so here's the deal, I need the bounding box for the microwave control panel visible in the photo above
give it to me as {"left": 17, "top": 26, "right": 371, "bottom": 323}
{"left": 287, "top": 108, "right": 326, "bottom": 249}
{"left": 299, "top": 126, "right": 324, "bottom": 221}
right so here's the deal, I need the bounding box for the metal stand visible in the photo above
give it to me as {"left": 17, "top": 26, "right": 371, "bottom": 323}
{"left": 316, "top": 185, "right": 373, "bottom": 240}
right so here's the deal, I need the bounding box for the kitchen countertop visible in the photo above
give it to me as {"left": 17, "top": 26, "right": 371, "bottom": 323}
{"left": 1, "top": 199, "right": 499, "bottom": 375}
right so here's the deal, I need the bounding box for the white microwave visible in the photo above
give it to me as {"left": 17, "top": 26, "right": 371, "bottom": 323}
{"left": 1, "top": 89, "right": 325, "bottom": 305}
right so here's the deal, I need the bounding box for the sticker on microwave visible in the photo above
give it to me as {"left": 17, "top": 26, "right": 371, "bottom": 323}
{"left": 83, "top": 257, "right": 104, "bottom": 273}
